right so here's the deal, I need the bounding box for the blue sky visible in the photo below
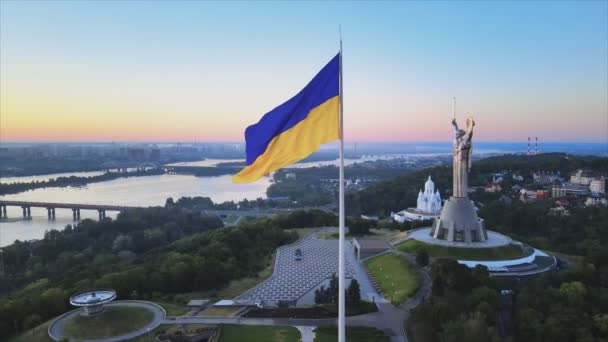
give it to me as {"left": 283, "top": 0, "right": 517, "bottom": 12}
{"left": 1, "top": 1, "right": 607, "bottom": 142}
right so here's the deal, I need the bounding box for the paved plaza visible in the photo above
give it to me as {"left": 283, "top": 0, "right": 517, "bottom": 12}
{"left": 236, "top": 232, "right": 363, "bottom": 305}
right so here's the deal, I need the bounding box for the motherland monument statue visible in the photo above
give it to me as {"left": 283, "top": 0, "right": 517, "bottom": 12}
{"left": 451, "top": 116, "right": 474, "bottom": 198}
{"left": 430, "top": 99, "right": 487, "bottom": 243}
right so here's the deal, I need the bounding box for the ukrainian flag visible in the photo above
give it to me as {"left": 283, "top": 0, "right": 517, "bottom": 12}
{"left": 233, "top": 54, "right": 340, "bottom": 183}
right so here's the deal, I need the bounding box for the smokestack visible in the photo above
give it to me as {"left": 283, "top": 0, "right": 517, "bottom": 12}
{"left": 528, "top": 137, "right": 531, "bottom": 155}
{"left": 535, "top": 137, "right": 538, "bottom": 155}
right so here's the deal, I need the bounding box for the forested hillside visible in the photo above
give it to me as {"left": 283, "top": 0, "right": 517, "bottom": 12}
{"left": 0, "top": 204, "right": 305, "bottom": 340}
{"left": 346, "top": 153, "right": 608, "bottom": 217}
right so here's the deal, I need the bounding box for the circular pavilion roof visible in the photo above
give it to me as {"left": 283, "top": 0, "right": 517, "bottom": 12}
{"left": 70, "top": 290, "right": 117, "bottom": 307}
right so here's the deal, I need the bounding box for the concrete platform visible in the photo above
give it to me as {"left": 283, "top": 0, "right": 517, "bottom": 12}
{"left": 408, "top": 227, "right": 512, "bottom": 248}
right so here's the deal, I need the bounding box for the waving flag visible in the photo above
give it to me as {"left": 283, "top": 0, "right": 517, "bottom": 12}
{"left": 233, "top": 53, "right": 340, "bottom": 183}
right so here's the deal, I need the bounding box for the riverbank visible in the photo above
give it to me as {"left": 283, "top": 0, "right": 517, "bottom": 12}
{"left": 0, "top": 169, "right": 164, "bottom": 195}
{"left": 0, "top": 173, "right": 272, "bottom": 246}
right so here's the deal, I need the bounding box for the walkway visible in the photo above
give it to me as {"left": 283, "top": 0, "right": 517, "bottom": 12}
{"left": 296, "top": 326, "right": 316, "bottom": 342}
{"left": 48, "top": 300, "right": 166, "bottom": 342}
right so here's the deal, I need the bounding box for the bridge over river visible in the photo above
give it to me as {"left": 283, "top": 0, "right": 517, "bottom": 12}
{"left": 0, "top": 200, "right": 142, "bottom": 221}
{"left": 0, "top": 199, "right": 335, "bottom": 223}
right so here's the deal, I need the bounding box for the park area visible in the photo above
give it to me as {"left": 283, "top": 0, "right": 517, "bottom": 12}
{"left": 219, "top": 324, "right": 300, "bottom": 342}
{"left": 396, "top": 239, "right": 526, "bottom": 260}
{"left": 366, "top": 253, "right": 420, "bottom": 305}
{"left": 62, "top": 306, "right": 153, "bottom": 340}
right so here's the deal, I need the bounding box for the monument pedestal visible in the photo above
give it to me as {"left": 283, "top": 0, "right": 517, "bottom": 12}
{"left": 431, "top": 197, "right": 487, "bottom": 243}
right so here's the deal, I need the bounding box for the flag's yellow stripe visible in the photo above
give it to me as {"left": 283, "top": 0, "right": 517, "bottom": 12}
{"left": 233, "top": 96, "right": 339, "bottom": 183}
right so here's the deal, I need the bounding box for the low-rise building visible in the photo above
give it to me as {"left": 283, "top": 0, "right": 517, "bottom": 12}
{"left": 485, "top": 183, "right": 502, "bottom": 193}
{"left": 512, "top": 174, "right": 524, "bottom": 182}
{"left": 585, "top": 196, "right": 608, "bottom": 207}
{"left": 549, "top": 206, "right": 570, "bottom": 216}
{"left": 353, "top": 238, "right": 392, "bottom": 260}
{"left": 520, "top": 189, "right": 549, "bottom": 202}
{"left": 551, "top": 183, "right": 589, "bottom": 198}
{"left": 533, "top": 171, "right": 560, "bottom": 184}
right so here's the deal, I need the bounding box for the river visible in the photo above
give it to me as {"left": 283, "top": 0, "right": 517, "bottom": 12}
{"left": 0, "top": 153, "right": 490, "bottom": 246}
{"left": 0, "top": 173, "right": 271, "bottom": 247}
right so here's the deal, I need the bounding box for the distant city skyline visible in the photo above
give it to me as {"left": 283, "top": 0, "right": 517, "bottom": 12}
{"left": 1, "top": 1, "right": 607, "bottom": 143}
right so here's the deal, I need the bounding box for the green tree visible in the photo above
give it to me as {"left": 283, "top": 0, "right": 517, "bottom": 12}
{"left": 559, "top": 281, "right": 587, "bottom": 307}
{"left": 22, "top": 314, "right": 42, "bottom": 330}
{"left": 346, "top": 279, "right": 361, "bottom": 305}
{"left": 40, "top": 287, "right": 67, "bottom": 317}
{"left": 594, "top": 313, "right": 608, "bottom": 337}
{"left": 165, "top": 197, "right": 175, "bottom": 206}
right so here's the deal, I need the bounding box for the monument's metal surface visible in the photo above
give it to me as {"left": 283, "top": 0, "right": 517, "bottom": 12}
{"left": 430, "top": 108, "right": 488, "bottom": 243}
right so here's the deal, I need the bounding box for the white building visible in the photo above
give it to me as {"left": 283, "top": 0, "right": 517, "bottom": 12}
{"left": 392, "top": 176, "right": 442, "bottom": 222}
{"left": 585, "top": 196, "right": 608, "bottom": 207}
{"left": 571, "top": 169, "right": 595, "bottom": 185}
{"left": 590, "top": 177, "right": 606, "bottom": 194}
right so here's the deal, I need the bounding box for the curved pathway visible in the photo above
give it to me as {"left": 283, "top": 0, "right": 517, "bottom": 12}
{"left": 48, "top": 300, "right": 166, "bottom": 342}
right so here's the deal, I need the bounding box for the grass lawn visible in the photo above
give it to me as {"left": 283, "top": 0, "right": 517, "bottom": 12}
{"left": 63, "top": 306, "right": 153, "bottom": 340}
{"left": 396, "top": 239, "right": 526, "bottom": 260}
{"left": 157, "top": 301, "right": 189, "bottom": 316}
{"left": 219, "top": 324, "right": 300, "bottom": 342}
{"left": 366, "top": 253, "right": 420, "bottom": 306}
{"left": 8, "top": 320, "right": 53, "bottom": 342}
{"left": 314, "top": 326, "right": 389, "bottom": 342}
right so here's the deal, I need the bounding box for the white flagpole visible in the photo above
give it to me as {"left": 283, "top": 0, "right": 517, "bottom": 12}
{"left": 338, "top": 26, "right": 346, "bottom": 342}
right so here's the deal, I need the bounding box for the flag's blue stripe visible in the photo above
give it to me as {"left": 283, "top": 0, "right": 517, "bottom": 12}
{"left": 244, "top": 53, "right": 339, "bottom": 165}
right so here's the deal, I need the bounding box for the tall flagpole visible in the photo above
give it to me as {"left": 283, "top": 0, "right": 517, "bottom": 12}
{"left": 338, "top": 26, "right": 346, "bottom": 342}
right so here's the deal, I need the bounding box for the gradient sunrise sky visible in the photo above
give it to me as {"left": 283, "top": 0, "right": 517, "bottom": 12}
{"left": 1, "top": 1, "right": 606, "bottom": 143}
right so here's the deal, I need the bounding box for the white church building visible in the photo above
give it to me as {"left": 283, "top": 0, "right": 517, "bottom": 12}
{"left": 392, "top": 176, "right": 442, "bottom": 222}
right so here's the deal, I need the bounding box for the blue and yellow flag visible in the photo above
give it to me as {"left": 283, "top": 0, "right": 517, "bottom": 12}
{"left": 233, "top": 54, "right": 340, "bottom": 183}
